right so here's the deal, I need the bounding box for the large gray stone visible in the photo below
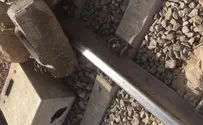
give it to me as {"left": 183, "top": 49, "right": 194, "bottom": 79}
{"left": 8, "top": 0, "right": 77, "bottom": 78}
{"left": 0, "top": 60, "right": 75, "bottom": 125}
{"left": 80, "top": 75, "right": 119, "bottom": 125}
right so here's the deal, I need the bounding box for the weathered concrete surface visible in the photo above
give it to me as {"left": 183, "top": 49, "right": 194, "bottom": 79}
{"left": 8, "top": 0, "right": 77, "bottom": 78}
{"left": 0, "top": 60, "right": 75, "bottom": 125}
{"left": 116, "top": 0, "right": 162, "bottom": 50}
{"left": 80, "top": 75, "right": 119, "bottom": 125}
{"left": 0, "top": 3, "right": 29, "bottom": 63}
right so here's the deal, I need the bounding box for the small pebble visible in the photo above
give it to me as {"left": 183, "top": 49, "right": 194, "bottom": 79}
{"left": 165, "top": 8, "right": 172, "bottom": 20}
{"left": 165, "top": 59, "right": 177, "bottom": 69}
{"left": 161, "top": 19, "right": 167, "bottom": 28}
{"left": 188, "top": 2, "right": 196, "bottom": 9}
{"left": 172, "top": 11, "right": 179, "bottom": 20}
{"left": 189, "top": 8, "right": 198, "bottom": 17}
{"left": 188, "top": 37, "right": 195, "bottom": 45}
{"left": 182, "top": 26, "right": 190, "bottom": 33}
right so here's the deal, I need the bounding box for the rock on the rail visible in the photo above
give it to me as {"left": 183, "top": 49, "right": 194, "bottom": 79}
{"left": 8, "top": 0, "right": 77, "bottom": 78}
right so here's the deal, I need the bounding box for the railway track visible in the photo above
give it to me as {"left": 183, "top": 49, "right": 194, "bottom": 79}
{"left": 60, "top": 18, "right": 203, "bottom": 125}
{"left": 53, "top": 0, "right": 203, "bottom": 124}
{"left": 0, "top": 0, "right": 203, "bottom": 125}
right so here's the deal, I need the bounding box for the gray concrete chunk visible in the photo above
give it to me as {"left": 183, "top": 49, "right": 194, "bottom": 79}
{"left": 0, "top": 60, "right": 75, "bottom": 125}
{"left": 7, "top": 0, "right": 77, "bottom": 78}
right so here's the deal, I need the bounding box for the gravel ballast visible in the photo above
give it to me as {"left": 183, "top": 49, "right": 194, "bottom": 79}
{"left": 101, "top": 89, "right": 164, "bottom": 125}
{"left": 134, "top": 0, "right": 203, "bottom": 113}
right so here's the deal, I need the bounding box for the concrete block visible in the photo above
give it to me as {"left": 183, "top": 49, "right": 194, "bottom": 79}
{"left": 80, "top": 75, "right": 119, "bottom": 125}
{"left": 0, "top": 60, "right": 75, "bottom": 125}
{"left": 116, "top": 0, "right": 162, "bottom": 49}
{"left": 8, "top": 0, "right": 77, "bottom": 78}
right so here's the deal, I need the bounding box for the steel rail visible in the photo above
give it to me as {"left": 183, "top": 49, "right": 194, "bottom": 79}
{"left": 56, "top": 14, "right": 203, "bottom": 125}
